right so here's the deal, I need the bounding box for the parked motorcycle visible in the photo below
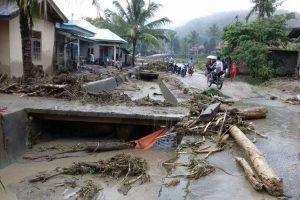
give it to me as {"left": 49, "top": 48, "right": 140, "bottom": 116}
{"left": 167, "top": 62, "right": 174, "bottom": 72}
{"left": 181, "top": 64, "right": 188, "bottom": 77}
{"left": 176, "top": 64, "right": 182, "bottom": 75}
{"left": 172, "top": 64, "right": 178, "bottom": 74}
{"left": 188, "top": 65, "right": 194, "bottom": 76}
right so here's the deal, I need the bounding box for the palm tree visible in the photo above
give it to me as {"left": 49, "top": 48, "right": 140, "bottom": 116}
{"left": 106, "top": 0, "right": 171, "bottom": 66}
{"left": 207, "top": 24, "right": 220, "bottom": 52}
{"left": 187, "top": 30, "right": 200, "bottom": 47}
{"left": 246, "top": 0, "right": 283, "bottom": 22}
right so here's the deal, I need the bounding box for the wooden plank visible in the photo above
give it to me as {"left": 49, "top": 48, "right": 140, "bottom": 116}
{"left": 200, "top": 102, "right": 221, "bottom": 122}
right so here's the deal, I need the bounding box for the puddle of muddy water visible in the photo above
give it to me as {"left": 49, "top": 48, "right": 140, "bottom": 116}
{"left": 0, "top": 140, "right": 175, "bottom": 200}
{"left": 117, "top": 80, "right": 165, "bottom": 102}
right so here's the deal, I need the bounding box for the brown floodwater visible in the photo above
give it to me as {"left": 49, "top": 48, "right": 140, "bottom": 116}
{"left": 0, "top": 140, "right": 175, "bottom": 200}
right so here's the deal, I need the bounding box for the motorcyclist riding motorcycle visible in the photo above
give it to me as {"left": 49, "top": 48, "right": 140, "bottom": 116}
{"left": 208, "top": 57, "right": 224, "bottom": 81}
{"left": 167, "top": 57, "right": 175, "bottom": 72}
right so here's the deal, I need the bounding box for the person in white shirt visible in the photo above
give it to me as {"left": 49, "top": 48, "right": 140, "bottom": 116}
{"left": 215, "top": 56, "right": 224, "bottom": 79}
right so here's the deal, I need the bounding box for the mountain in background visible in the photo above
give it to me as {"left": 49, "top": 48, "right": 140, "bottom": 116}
{"left": 174, "top": 10, "right": 300, "bottom": 40}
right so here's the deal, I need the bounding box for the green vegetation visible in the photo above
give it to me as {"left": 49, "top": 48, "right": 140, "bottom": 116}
{"left": 221, "top": 0, "right": 295, "bottom": 81}
{"left": 246, "top": 0, "right": 283, "bottom": 21}
{"left": 202, "top": 88, "right": 230, "bottom": 99}
{"left": 196, "top": 57, "right": 207, "bottom": 71}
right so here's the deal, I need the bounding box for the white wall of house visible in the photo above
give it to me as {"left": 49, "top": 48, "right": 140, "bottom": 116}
{"left": 6, "top": 16, "right": 55, "bottom": 77}
{"left": 80, "top": 43, "right": 100, "bottom": 59}
{"left": 32, "top": 18, "right": 55, "bottom": 74}
{"left": 9, "top": 16, "right": 23, "bottom": 77}
{"left": 0, "top": 21, "right": 10, "bottom": 75}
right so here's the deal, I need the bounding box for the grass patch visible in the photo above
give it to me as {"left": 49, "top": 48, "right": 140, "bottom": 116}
{"left": 202, "top": 88, "right": 230, "bottom": 99}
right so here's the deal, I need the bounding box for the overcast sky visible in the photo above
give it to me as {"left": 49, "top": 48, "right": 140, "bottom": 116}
{"left": 54, "top": 0, "right": 300, "bottom": 28}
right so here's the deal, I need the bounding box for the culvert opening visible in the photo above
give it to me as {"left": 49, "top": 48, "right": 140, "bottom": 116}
{"left": 138, "top": 71, "right": 159, "bottom": 81}
{"left": 27, "top": 113, "right": 177, "bottom": 146}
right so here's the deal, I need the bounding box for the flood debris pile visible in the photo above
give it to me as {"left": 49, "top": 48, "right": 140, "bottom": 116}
{"left": 142, "top": 61, "right": 167, "bottom": 72}
{"left": 164, "top": 158, "right": 215, "bottom": 179}
{"left": 176, "top": 93, "right": 253, "bottom": 138}
{"left": 134, "top": 95, "right": 174, "bottom": 107}
{"left": 28, "top": 154, "right": 149, "bottom": 197}
{"left": 170, "top": 92, "right": 284, "bottom": 197}
{"left": 0, "top": 73, "right": 133, "bottom": 105}
{"left": 78, "top": 180, "right": 102, "bottom": 200}
{"left": 284, "top": 95, "right": 300, "bottom": 105}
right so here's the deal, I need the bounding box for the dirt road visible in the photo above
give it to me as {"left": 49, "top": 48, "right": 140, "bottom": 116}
{"left": 172, "top": 71, "right": 299, "bottom": 100}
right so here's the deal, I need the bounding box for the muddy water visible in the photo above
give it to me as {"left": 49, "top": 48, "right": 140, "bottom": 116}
{"left": 116, "top": 80, "right": 165, "bottom": 101}
{"left": 0, "top": 141, "right": 174, "bottom": 200}
{"left": 239, "top": 98, "right": 300, "bottom": 199}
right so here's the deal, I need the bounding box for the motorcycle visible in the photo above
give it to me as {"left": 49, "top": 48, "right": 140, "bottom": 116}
{"left": 181, "top": 64, "right": 188, "bottom": 77}
{"left": 172, "top": 64, "right": 178, "bottom": 74}
{"left": 167, "top": 62, "right": 174, "bottom": 72}
{"left": 188, "top": 65, "right": 194, "bottom": 76}
{"left": 207, "top": 71, "right": 224, "bottom": 89}
{"left": 176, "top": 64, "right": 182, "bottom": 75}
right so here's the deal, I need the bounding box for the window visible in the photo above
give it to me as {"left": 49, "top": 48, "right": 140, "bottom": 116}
{"left": 31, "top": 31, "right": 41, "bottom": 61}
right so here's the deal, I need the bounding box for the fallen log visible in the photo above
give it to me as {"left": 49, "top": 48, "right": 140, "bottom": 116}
{"left": 1, "top": 83, "right": 17, "bottom": 92}
{"left": 84, "top": 142, "right": 134, "bottom": 152}
{"left": 238, "top": 107, "right": 268, "bottom": 120}
{"left": 229, "top": 126, "right": 282, "bottom": 196}
{"left": 29, "top": 172, "right": 63, "bottom": 183}
{"left": 235, "top": 157, "right": 264, "bottom": 191}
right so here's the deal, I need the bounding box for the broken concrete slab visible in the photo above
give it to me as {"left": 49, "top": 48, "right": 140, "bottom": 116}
{"left": 0, "top": 111, "right": 27, "bottom": 169}
{"left": 82, "top": 77, "right": 117, "bottom": 93}
{"left": 159, "top": 79, "right": 179, "bottom": 106}
{"left": 200, "top": 102, "right": 221, "bottom": 122}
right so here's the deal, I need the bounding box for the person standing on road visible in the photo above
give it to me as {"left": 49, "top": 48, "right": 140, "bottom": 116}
{"left": 231, "top": 63, "right": 238, "bottom": 81}
{"left": 188, "top": 57, "right": 193, "bottom": 68}
{"left": 222, "top": 59, "right": 228, "bottom": 76}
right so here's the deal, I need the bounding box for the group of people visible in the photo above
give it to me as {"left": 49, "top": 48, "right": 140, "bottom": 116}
{"left": 206, "top": 56, "right": 237, "bottom": 81}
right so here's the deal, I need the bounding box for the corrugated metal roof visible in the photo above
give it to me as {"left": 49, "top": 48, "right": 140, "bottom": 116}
{"left": 0, "top": 1, "right": 67, "bottom": 22}
{"left": 68, "top": 20, "right": 127, "bottom": 44}
{"left": 0, "top": 2, "right": 19, "bottom": 19}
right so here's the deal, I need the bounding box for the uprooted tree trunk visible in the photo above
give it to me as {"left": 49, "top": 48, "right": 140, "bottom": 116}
{"left": 238, "top": 107, "right": 268, "bottom": 120}
{"left": 229, "top": 126, "right": 283, "bottom": 196}
{"left": 235, "top": 157, "right": 264, "bottom": 191}
{"left": 84, "top": 142, "right": 134, "bottom": 152}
